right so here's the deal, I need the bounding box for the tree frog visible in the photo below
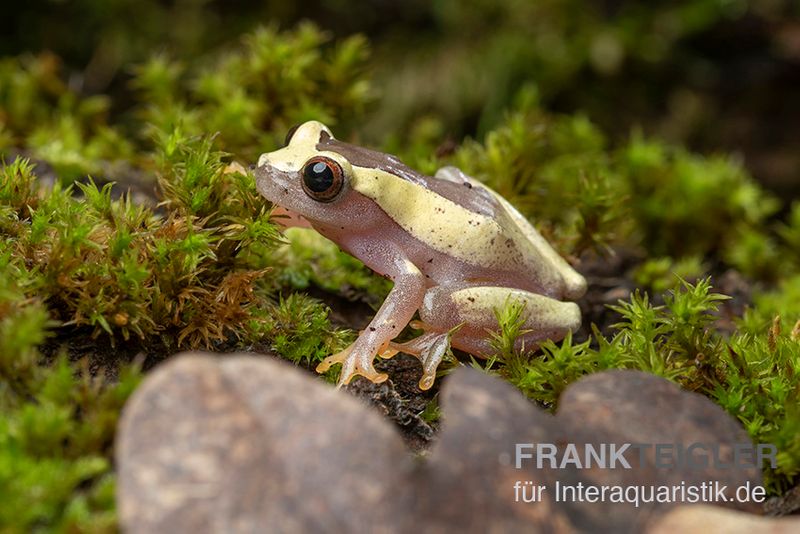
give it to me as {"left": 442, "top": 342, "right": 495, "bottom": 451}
{"left": 255, "top": 121, "right": 586, "bottom": 390}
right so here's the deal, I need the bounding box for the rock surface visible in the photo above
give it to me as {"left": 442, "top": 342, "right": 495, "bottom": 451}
{"left": 117, "top": 353, "right": 769, "bottom": 533}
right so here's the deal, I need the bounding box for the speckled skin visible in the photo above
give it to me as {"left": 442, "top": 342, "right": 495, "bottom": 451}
{"left": 255, "top": 121, "right": 586, "bottom": 389}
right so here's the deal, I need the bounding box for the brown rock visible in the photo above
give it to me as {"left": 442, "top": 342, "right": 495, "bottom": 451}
{"left": 553, "top": 370, "right": 763, "bottom": 531}
{"left": 117, "top": 353, "right": 411, "bottom": 533}
{"left": 117, "top": 354, "right": 766, "bottom": 533}
{"left": 415, "top": 363, "right": 573, "bottom": 533}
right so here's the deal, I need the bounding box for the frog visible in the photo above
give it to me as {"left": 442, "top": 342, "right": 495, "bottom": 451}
{"left": 255, "top": 121, "right": 586, "bottom": 390}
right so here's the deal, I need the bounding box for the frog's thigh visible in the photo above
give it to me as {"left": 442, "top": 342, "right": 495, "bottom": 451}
{"left": 419, "top": 285, "right": 581, "bottom": 355}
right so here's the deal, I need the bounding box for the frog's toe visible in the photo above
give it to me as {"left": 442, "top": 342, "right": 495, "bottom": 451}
{"left": 412, "top": 332, "right": 450, "bottom": 391}
{"left": 338, "top": 363, "right": 389, "bottom": 388}
{"left": 316, "top": 344, "right": 388, "bottom": 387}
{"left": 315, "top": 345, "right": 351, "bottom": 373}
{"left": 416, "top": 333, "right": 450, "bottom": 390}
{"left": 376, "top": 340, "right": 399, "bottom": 360}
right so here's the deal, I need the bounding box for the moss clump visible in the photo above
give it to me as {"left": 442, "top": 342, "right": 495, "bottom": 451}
{"left": 2, "top": 145, "right": 271, "bottom": 346}
{"left": 0, "top": 228, "right": 140, "bottom": 531}
{"left": 251, "top": 292, "right": 355, "bottom": 369}
{"left": 0, "top": 25, "right": 374, "bottom": 529}
{"left": 0, "top": 53, "right": 132, "bottom": 181}
{"left": 133, "top": 23, "right": 372, "bottom": 160}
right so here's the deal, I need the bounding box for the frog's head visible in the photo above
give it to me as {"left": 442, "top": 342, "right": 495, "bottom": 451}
{"left": 255, "top": 121, "right": 366, "bottom": 230}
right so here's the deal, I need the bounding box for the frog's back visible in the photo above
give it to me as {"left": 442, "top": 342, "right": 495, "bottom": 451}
{"left": 319, "top": 137, "right": 585, "bottom": 300}
{"left": 434, "top": 167, "right": 586, "bottom": 300}
{"left": 318, "top": 136, "right": 502, "bottom": 219}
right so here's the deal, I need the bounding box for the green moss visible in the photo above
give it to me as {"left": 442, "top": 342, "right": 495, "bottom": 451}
{"left": 0, "top": 131, "right": 291, "bottom": 345}
{"left": 0, "top": 54, "right": 132, "bottom": 182}
{"left": 133, "top": 23, "right": 373, "bottom": 160}
{"left": 632, "top": 256, "right": 707, "bottom": 293}
{"left": 619, "top": 134, "right": 780, "bottom": 262}
{"left": 252, "top": 292, "right": 354, "bottom": 368}
{"left": 0, "top": 294, "right": 140, "bottom": 533}
{"left": 0, "top": 356, "right": 139, "bottom": 533}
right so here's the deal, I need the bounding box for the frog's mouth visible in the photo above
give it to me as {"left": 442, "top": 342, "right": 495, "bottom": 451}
{"left": 271, "top": 205, "right": 313, "bottom": 230}
{"left": 256, "top": 165, "right": 315, "bottom": 231}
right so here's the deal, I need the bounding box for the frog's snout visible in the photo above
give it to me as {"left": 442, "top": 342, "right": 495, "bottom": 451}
{"left": 254, "top": 164, "right": 292, "bottom": 200}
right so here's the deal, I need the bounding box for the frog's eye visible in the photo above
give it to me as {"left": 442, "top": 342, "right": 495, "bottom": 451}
{"left": 301, "top": 156, "right": 344, "bottom": 202}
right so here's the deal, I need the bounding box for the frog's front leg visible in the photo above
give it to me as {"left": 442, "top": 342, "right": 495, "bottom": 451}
{"left": 316, "top": 248, "right": 426, "bottom": 387}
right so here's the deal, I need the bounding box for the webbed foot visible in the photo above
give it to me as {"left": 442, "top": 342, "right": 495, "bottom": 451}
{"left": 382, "top": 324, "right": 452, "bottom": 390}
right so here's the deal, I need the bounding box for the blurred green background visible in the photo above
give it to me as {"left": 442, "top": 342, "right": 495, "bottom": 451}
{"left": 2, "top": 0, "right": 799, "bottom": 195}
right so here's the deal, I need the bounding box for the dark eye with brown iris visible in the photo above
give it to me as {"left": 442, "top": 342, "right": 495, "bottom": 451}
{"left": 301, "top": 156, "right": 344, "bottom": 202}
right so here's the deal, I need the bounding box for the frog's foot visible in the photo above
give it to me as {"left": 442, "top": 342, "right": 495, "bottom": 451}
{"left": 316, "top": 343, "right": 388, "bottom": 387}
{"left": 383, "top": 327, "right": 451, "bottom": 390}
{"left": 374, "top": 321, "right": 427, "bottom": 360}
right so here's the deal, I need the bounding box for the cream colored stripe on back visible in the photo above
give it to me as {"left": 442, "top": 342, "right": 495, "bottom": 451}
{"left": 351, "top": 166, "right": 514, "bottom": 270}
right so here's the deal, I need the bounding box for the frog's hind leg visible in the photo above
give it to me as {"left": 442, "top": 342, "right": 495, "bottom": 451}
{"left": 418, "top": 284, "right": 582, "bottom": 358}
{"left": 379, "top": 324, "right": 452, "bottom": 390}
{"left": 376, "top": 285, "right": 581, "bottom": 390}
